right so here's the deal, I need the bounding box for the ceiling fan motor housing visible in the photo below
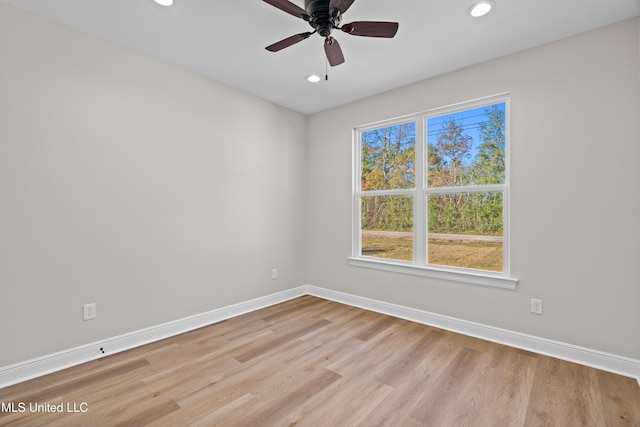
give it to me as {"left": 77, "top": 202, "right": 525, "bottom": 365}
{"left": 304, "top": 0, "right": 341, "bottom": 37}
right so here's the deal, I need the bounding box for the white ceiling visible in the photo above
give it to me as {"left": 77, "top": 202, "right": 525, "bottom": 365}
{"left": 2, "top": 0, "right": 639, "bottom": 114}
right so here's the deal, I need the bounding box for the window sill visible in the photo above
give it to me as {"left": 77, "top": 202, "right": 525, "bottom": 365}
{"left": 347, "top": 257, "right": 518, "bottom": 290}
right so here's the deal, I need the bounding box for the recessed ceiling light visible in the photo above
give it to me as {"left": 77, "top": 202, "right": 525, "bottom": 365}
{"left": 306, "top": 74, "right": 321, "bottom": 83}
{"left": 469, "top": 1, "right": 495, "bottom": 17}
{"left": 154, "top": 0, "right": 174, "bottom": 6}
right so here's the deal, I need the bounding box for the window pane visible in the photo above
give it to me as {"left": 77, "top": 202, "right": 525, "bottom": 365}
{"left": 427, "top": 192, "right": 503, "bottom": 271}
{"left": 361, "top": 122, "right": 416, "bottom": 191}
{"left": 427, "top": 103, "right": 505, "bottom": 187}
{"left": 361, "top": 195, "right": 413, "bottom": 261}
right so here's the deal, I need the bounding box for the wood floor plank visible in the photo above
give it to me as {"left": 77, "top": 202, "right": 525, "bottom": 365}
{"left": 375, "top": 329, "right": 444, "bottom": 388}
{"left": 441, "top": 348, "right": 494, "bottom": 426}
{"left": 409, "top": 346, "right": 482, "bottom": 425}
{"left": 523, "top": 356, "right": 609, "bottom": 426}
{"left": 150, "top": 392, "right": 262, "bottom": 427}
{"left": 471, "top": 345, "right": 539, "bottom": 426}
{"left": 75, "top": 398, "right": 180, "bottom": 427}
{"left": 1, "top": 296, "right": 638, "bottom": 426}
{"left": 259, "top": 296, "right": 328, "bottom": 323}
{"left": 233, "top": 319, "right": 331, "bottom": 363}
{"left": 5, "top": 358, "right": 150, "bottom": 405}
{"left": 291, "top": 374, "right": 393, "bottom": 427}
{"left": 326, "top": 320, "right": 427, "bottom": 377}
{"left": 353, "top": 312, "right": 398, "bottom": 341}
{"left": 234, "top": 368, "right": 341, "bottom": 426}
{"left": 357, "top": 331, "right": 468, "bottom": 426}
{"left": 172, "top": 358, "right": 286, "bottom": 409}
{"left": 597, "top": 370, "right": 640, "bottom": 426}
{"left": 298, "top": 316, "right": 368, "bottom": 348}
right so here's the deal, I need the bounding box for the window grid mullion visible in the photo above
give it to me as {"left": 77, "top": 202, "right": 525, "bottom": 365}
{"left": 414, "top": 118, "right": 426, "bottom": 266}
{"left": 425, "top": 184, "right": 507, "bottom": 194}
{"left": 356, "top": 188, "right": 415, "bottom": 197}
{"left": 353, "top": 128, "right": 362, "bottom": 259}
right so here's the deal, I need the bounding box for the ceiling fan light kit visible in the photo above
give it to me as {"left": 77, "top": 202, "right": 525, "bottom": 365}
{"left": 263, "top": 0, "right": 399, "bottom": 67}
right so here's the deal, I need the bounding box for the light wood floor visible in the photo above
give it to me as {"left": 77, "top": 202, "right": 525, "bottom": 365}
{"left": 1, "top": 296, "right": 639, "bottom": 426}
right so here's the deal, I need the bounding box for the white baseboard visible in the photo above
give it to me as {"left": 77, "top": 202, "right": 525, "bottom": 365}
{"left": 1, "top": 284, "right": 638, "bottom": 389}
{"left": 0, "top": 287, "right": 306, "bottom": 389}
{"left": 302, "top": 285, "right": 640, "bottom": 384}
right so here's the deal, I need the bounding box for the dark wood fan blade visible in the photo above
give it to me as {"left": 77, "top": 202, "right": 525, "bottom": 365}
{"left": 341, "top": 21, "right": 399, "bottom": 38}
{"left": 329, "top": 0, "right": 356, "bottom": 14}
{"left": 266, "top": 32, "right": 313, "bottom": 52}
{"left": 324, "top": 37, "right": 345, "bottom": 66}
{"left": 262, "top": 0, "right": 308, "bottom": 19}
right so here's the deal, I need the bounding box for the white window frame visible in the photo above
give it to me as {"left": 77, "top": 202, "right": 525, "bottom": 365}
{"left": 349, "top": 94, "right": 518, "bottom": 289}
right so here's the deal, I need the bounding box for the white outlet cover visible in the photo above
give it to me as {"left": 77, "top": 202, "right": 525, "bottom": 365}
{"left": 530, "top": 299, "right": 543, "bottom": 315}
{"left": 83, "top": 303, "right": 96, "bottom": 320}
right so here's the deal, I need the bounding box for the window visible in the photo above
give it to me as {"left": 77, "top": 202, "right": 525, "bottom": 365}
{"left": 360, "top": 122, "right": 416, "bottom": 261}
{"left": 350, "top": 95, "right": 517, "bottom": 289}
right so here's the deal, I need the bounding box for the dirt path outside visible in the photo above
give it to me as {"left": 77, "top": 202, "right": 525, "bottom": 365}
{"left": 361, "top": 229, "right": 503, "bottom": 243}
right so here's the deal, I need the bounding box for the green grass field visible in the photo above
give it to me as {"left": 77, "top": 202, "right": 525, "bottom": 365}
{"left": 362, "top": 235, "right": 503, "bottom": 272}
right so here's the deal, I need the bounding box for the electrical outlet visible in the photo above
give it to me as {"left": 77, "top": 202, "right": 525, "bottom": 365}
{"left": 530, "top": 299, "right": 543, "bottom": 315}
{"left": 83, "top": 303, "right": 96, "bottom": 320}
{"left": 271, "top": 268, "right": 278, "bottom": 280}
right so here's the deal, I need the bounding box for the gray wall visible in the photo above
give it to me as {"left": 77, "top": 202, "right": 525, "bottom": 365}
{"left": 0, "top": 3, "right": 308, "bottom": 366}
{"left": 306, "top": 17, "right": 640, "bottom": 359}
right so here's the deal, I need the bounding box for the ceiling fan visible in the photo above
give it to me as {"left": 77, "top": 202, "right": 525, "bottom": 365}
{"left": 263, "top": 0, "right": 399, "bottom": 66}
